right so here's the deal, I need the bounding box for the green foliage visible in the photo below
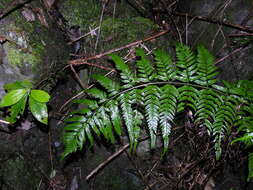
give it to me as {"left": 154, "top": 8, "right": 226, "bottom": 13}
{"left": 0, "top": 80, "right": 50, "bottom": 124}
{"left": 63, "top": 44, "right": 253, "bottom": 179}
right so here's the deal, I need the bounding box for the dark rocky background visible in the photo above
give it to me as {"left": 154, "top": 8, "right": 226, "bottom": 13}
{"left": 1, "top": 0, "right": 253, "bottom": 189}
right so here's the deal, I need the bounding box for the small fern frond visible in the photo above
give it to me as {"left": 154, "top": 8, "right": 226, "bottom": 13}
{"left": 85, "top": 88, "right": 107, "bottom": 102}
{"left": 110, "top": 54, "right": 136, "bottom": 87}
{"left": 233, "top": 104, "right": 253, "bottom": 146}
{"left": 143, "top": 85, "right": 160, "bottom": 148}
{"left": 98, "top": 106, "right": 116, "bottom": 143}
{"left": 232, "top": 132, "right": 253, "bottom": 146}
{"left": 92, "top": 74, "right": 120, "bottom": 95}
{"left": 72, "top": 99, "right": 98, "bottom": 110}
{"left": 176, "top": 44, "right": 197, "bottom": 83}
{"left": 136, "top": 48, "right": 155, "bottom": 82}
{"left": 108, "top": 100, "right": 122, "bottom": 136}
{"left": 213, "top": 95, "right": 238, "bottom": 160}
{"left": 159, "top": 85, "right": 178, "bottom": 153}
{"left": 177, "top": 86, "right": 199, "bottom": 112}
{"left": 195, "top": 89, "right": 221, "bottom": 132}
{"left": 248, "top": 152, "right": 253, "bottom": 181}
{"left": 154, "top": 49, "right": 176, "bottom": 81}
{"left": 62, "top": 122, "right": 84, "bottom": 158}
{"left": 119, "top": 92, "right": 139, "bottom": 149}
{"left": 195, "top": 45, "right": 218, "bottom": 86}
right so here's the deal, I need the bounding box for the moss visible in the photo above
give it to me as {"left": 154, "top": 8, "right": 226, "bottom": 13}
{"left": 99, "top": 16, "right": 158, "bottom": 51}
{"left": 2, "top": 156, "right": 39, "bottom": 189}
{"left": 0, "top": 3, "right": 47, "bottom": 75}
{"left": 61, "top": 0, "right": 158, "bottom": 55}
{"left": 61, "top": 0, "right": 101, "bottom": 28}
{"left": 0, "top": 0, "right": 13, "bottom": 9}
{"left": 6, "top": 44, "right": 40, "bottom": 66}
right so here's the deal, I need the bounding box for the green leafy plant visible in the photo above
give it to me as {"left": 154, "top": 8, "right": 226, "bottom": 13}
{"left": 62, "top": 43, "right": 253, "bottom": 167}
{"left": 0, "top": 80, "right": 50, "bottom": 124}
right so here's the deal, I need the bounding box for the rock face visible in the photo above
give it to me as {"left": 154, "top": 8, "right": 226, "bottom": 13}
{"left": 177, "top": 0, "right": 253, "bottom": 82}
{"left": 0, "top": 0, "right": 253, "bottom": 189}
{"left": 0, "top": 44, "right": 27, "bottom": 98}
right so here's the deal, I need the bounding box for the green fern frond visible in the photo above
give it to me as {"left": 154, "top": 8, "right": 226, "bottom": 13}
{"left": 110, "top": 54, "right": 136, "bottom": 88}
{"left": 177, "top": 85, "right": 199, "bottom": 112}
{"left": 136, "top": 48, "right": 156, "bottom": 82}
{"left": 108, "top": 100, "right": 122, "bottom": 136}
{"left": 248, "top": 152, "right": 253, "bottom": 181}
{"left": 98, "top": 106, "right": 116, "bottom": 143}
{"left": 62, "top": 43, "right": 253, "bottom": 166}
{"left": 233, "top": 104, "right": 253, "bottom": 146}
{"left": 92, "top": 74, "right": 120, "bottom": 95}
{"left": 119, "top": 92, "right": 139, "bottom": 149}
{"left": 154, "top": 49, "right": 176, "bottom": 81}
{"left": 143, "top": 85, "right": 160, "bottom": 148}
{"left": 72, "top": 99, "right": 98, "bottom": 110}
{"left": 63, "top": 122, "right": 84, "bottom": 158}
{"left": 212, "top": 95, "right": 238, "bottom": 160}
{"left": 159, "top": 85, "right": 178, "bottom": 153}
{"left": 85, "top": 88, "right": 107, "bottom": 102}
{"left": 195, "top": 89, "right": 221, "bottom": 132}
{"left": 176, "top": 44, "right": 197, "bottom": 83}
{"left": 195, "top": 45, "right": 218, "bottom": 86}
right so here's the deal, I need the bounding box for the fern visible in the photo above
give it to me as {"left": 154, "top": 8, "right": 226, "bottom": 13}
{"left": 143, "top": 85, "right": 160, "bottom": 148}
{"left": 62, "top": 43, "right": 253, "bottom": 174}
{"left": 159, "top": 85, "right": 178, "bottom": 153}
{"left": 154, "top": 49, "right": 176, "bottom": 81}
{"left": 196, "top": 45, "right": 218, "bottom": 86}
{"left": 176, "top": 44, "right": 197, "bottom": 83}
{"left": 136, "top": 48, "right": 156, "bottom": 82}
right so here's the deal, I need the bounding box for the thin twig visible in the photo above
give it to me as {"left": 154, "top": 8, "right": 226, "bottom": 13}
{"left": 48, "top": 129, "right": 54, "bottom": 172}
{"left": 86, "top": 143, "right": 130, "bottom": 181}
{"left": 229, "top": 33, "right": 253, "bottom": 37}
{"left": 86, "top": 135, "right": 151, "bottom": 181}
{"left": 70, "top": 64, "right": 87, "bottom": 89}
{"left": 58, "top": 70, "right": 114, "bottom": 113}
{"left": 173, "top": 11, "right": 253, "bottom": 33}
{"left": 0, "top": 119, "right": 10, "bottom": 125}
{"left": 94, "top": 3, "right": 105, "bottom": 50}
{"left": 67, "top": 27, "right": 100, "bottom": 45}
{"left": 124, "top": 151, "right": 153, "bottom": 190}
{"left": 69, "top": 30, "right": 170, "bottom": 66}
{"left": 59, "top": 30, "right": 169, "bottom": 112}
{"left": 215, "top": 46, "right": 246, "bottom": 65}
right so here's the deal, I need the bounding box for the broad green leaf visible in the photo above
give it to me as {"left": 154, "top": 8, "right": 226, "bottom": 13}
{"left": 0, "top": 89, "right": 28, "bottom": 107}
{"left": 29, "top": 96, "right": 48, "bottom": 124}
{"left": 4, "top": 80, "right": 33, "bottom": 91}
{"left": 30, "top": 90, "right": 50, "bottom": 103}
{"left": 7, "top": 94, "right": 28, "bottom": 123}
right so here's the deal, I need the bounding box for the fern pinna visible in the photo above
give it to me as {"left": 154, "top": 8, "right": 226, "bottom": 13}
{"left": 63, "top": 44, "right": 253, "bottom": 169}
